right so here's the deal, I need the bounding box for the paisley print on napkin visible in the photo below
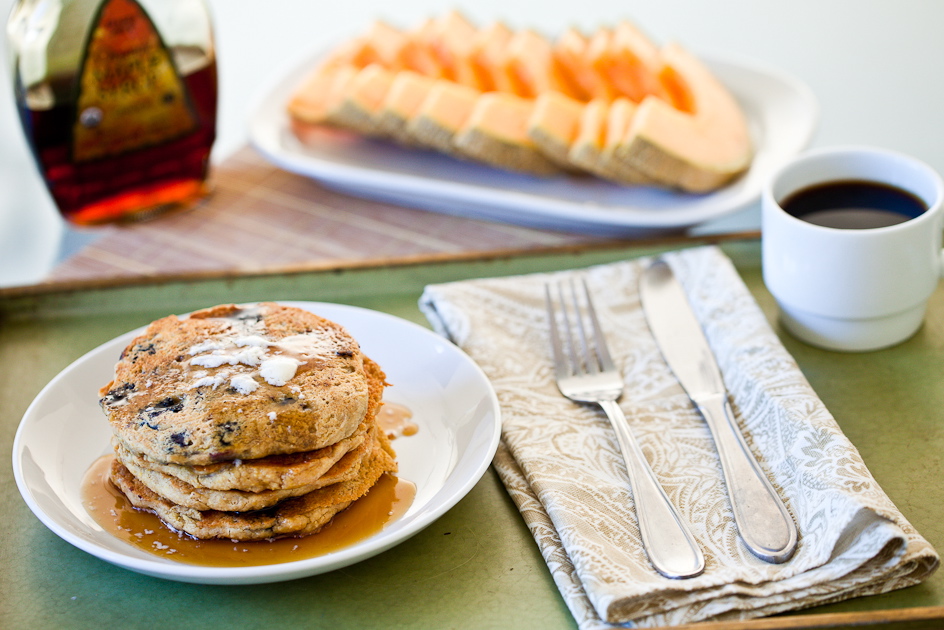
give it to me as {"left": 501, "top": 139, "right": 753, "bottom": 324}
{"left": 420, "top": 245, "right": 938, "bottom": 628}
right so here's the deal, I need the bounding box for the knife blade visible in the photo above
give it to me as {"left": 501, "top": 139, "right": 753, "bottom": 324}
{"left": 639, "top": 259, "right": 798, "bottom": 563}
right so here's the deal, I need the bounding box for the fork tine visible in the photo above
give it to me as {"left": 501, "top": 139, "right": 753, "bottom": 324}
{"left": 547, "top": 277, "right": 607, "bottom": 378}
{"left": 581, "top": 277, "right": 615, "bottom": 372}
{"left": 545, "top": 283, "right": 570, "bottom": 379}
{"left": 566, "top": 278, "right": 597, "bottom": 374}
{"left": 557, "top": 281, "right": 583, "bottom": 374}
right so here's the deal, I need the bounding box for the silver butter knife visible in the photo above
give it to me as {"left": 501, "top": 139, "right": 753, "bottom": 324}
{"left": 639, "top": 259, "right": 798, "bottom": 563}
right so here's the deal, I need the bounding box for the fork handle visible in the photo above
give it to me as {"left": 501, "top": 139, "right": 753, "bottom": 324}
{"left": 600, "top": 400, "right": 705, "bottom": 579}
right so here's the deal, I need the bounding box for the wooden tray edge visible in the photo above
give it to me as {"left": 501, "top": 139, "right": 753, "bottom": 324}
{"left": 0, "top": 231, "right": 760, "bottom": 299}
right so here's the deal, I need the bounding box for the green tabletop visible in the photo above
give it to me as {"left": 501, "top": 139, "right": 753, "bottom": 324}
{"left": 2, "top": 240, "right": 942, "bottom": 629}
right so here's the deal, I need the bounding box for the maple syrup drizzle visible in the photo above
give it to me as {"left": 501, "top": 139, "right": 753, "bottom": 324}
{"left": 82, "top": 456, "right": 416, "bottom": 568}
{"left": 377, "top": 402, "right": 419, "bottom": 439}
{"left": 82, "top": 402, "right": 419, "bottom": 567}
{"left": 83, "top": 400, "right": 419, "bottom": 567}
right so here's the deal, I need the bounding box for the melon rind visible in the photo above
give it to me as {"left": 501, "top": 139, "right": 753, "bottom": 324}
{"left": 376, "top": 71, "right": 437, "bottom": 145}
{"left": 567, "top": 99, "right": 651, "bottom": 185}
{"left": 596, "top": 98, "right": 653, "bottom": 184}
{"left": 289, "top": 65, "right": 359, "bottom": 128}
{"left": 526, "top": 91, "right": 584, "bottom": 170}
{"left": 405, "top": 80, "right": 479, "bottom": 153}
{"left": 286, "top": 67, "right": 340, "bottom": 124}
{"left": 330, "top": 64, "right": 396, "bottom": 136}
{"left": 454, "top": 92, "right": 562, "bottom": 176}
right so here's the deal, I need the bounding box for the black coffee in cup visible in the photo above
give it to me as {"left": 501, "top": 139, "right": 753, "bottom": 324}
{"left": 780, "top": 180, "right": 927, "bottom": 229}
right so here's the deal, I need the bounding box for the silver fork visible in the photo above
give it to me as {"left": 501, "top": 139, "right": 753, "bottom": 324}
{"left": 545, "top": 278, "right": 705, "bottom": 579}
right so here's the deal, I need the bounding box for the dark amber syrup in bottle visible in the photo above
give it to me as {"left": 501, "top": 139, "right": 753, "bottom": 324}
{"left": 13, "top": 0, "right": 218, "bottom": 225}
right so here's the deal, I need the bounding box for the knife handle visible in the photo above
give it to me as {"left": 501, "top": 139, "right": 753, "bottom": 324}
{"left": 696, "top": 394, "right": 798, "bottom": 563}
{"left": 600, "top": 399, "right": 706, "bottom": 579}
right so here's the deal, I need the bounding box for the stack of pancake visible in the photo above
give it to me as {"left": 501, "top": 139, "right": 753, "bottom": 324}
{"left": 98, "top": 302, "right": 396, "bottom": 541}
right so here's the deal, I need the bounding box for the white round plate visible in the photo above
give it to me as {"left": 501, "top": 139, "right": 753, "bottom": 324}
{"left": 12, "top": 302, "right": 501, "bottom": 585}
{"left": 249, "top": 50, "right": 817, "bottom": 237}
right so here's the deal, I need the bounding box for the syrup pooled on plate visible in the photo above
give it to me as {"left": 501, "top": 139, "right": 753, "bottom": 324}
{"left": 377, "top": 401, "right": 419, "bottom": 439}
{"left": 82, "top": 399, "right": 419, "bottom": 567}
{"left": 82, "top": 456, "right": 416, "bottom": 567}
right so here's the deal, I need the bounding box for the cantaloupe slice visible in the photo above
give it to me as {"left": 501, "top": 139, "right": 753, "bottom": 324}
{"left": 610, "top": 21, "right": 668, "bottom": 101}
{"left": 287, "top": 66, "right": 340, "bottom": 124}
{"left": 568, "top": 98, "right": 607, "bottom": 174}
{"left": 580, "top": 28, "right": 620, "bottom": 101}
{"left": 499, "top": 29, "right": 585, "bottom": 100}
{"left": 453, "top": 92, "right": 562, "bottom": 176}
{"left": 658, "top": 61, "right": 695, "bottom": 114}
{"left": 526, "top": 90, "right": 585, "bottom": 169}
{"left": 468, "top": 21, "right": 513, "bottom": 92}
{"left": 567, "top": 98, "right": 650, "bottom": 184}
{"left": 405, "top": 79, "right": 480, "bottom": 153}
{"left": 320, "top": 66, "right": 369, "bottom": 128}
{"left": 403, "top": 18, "right": 448, "bottom": 78}
{"left": 551, "top": 27, "right": 598, "bottom": 101}
{"left": 586, "top": 22, "right": 665, "bottom": 103}
{"left": 612, "top": 43, "right": 752, "bottom": 192}
{"left": 350, "top": 20, "right": 412, "bottom": 70}
{"left": 329, "top": 64, "right": 396, "bottom": 136}
{"left": 376, "top": 70, "right": 437, "bottom": 144}
{"left": 425, "top": 10, "right": 481, "bottom": 88}
{"left": 598, "top": 98, "right": 652, "bottom": 184}
{"left": 287, "top": 64, "right": 358, "bottom": 126}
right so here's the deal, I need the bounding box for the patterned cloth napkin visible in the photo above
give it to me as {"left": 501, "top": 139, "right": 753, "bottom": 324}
{"left": 418, "top": 245, "right": 938, "bottom": 628}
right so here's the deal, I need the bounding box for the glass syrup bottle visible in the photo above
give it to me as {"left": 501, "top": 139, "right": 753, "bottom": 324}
{"left": 7, "top": 0, "right": 217, "bottom": 225}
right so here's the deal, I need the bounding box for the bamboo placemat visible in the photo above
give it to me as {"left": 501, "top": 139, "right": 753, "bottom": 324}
{"left": 45, "top": 147, "right": 634, "bottom": 285}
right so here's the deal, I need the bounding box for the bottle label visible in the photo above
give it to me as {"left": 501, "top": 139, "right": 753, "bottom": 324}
{"left": 72, "top": 0, "right": 198, "bottom": 162}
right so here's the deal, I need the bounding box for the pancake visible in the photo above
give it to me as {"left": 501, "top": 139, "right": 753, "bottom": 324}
{"left": 108, "top": 430, "right": 397, "bottom": 540}
{"left": 116, "top": 425, "right": 387, "bottom": 512}
{"left": 111, "top": 420, "right": 369, "bottom": 492}
{"left": 100, "top": 303, "right": 375, "bottom": 466}
{"left": 99, "top": 302, "right": 400, "bottom": 541}
{"left": 111, "top": 356, "right": 387, "bottom": 491}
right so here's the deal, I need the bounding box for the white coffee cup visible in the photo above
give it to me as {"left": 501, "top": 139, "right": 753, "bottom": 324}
{"left": 762, "top": 146, "right": 944, "bottom": 352}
